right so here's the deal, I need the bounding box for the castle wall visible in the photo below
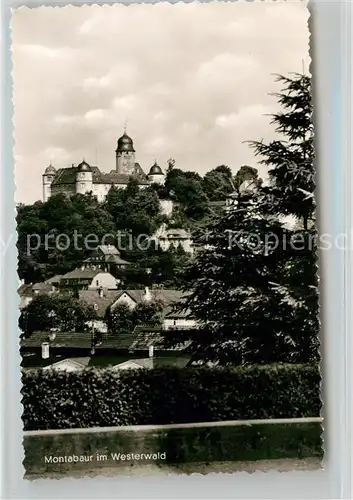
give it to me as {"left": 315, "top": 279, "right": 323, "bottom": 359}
{"left": 116, "top": 151, "right": 135, "bottom": 174}
{"left": 159, "top": 199, "right": 174, "bottom": 217}
{"left": 51, "top": 184, "right": 76, "bottom": 197}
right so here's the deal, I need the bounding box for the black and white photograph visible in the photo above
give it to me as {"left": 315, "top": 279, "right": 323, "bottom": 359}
{"left": 12, "top": 2, "right": 322, "bottom": 479}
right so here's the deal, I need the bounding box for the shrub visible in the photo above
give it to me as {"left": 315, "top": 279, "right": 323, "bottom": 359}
{"left": 21, "top": 364, "right": 321, "bottom": 431}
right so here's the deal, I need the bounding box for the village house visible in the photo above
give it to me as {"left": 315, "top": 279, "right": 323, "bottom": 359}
{"left": 60, "top": 267, "right": 118, "bottom": 292}
{"left": 20, "top": 330, "right": 191, "bottom": 372}
{"left": 78, "top": 286, "right": 199, "bottom": 332}
{"left": 150, "top": 224, "right": 194, "bottom": 253}
{"left": 82, "top": 244, "right": 129, "bottom": 272}
{"left": 18, "top": 276, "right": 62, "bottom": 310}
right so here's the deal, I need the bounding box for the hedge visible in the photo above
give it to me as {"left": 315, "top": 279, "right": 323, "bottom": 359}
{"left": 22, "top": 364, "right": 321, "bottom": 431}
{"left": 24, "top": 423, "right": 323, "bottom": 475}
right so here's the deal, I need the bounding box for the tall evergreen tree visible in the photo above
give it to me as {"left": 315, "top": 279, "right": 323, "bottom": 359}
{"left": 249, "top": 73, "right": 314, "bottom": 228}
{"left": 175, "top": 73, "right": 319, "bottom": 365}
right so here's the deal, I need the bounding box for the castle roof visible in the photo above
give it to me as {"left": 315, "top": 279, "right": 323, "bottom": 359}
{"left": 77, "top": 160, "right": 92, "bottom": 172}
{"left": 44, "top": 163, "right": 56, "bottom": 175}
{"left": 148, "top": 162, "right": 164, "bottom": 176}
{"left": 51, "top": 165, "right": 149, "bottom": 187}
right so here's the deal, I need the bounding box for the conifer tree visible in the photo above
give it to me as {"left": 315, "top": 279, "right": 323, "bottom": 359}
{"left": 176, "top": 73, "right": 319, "bottom": 365}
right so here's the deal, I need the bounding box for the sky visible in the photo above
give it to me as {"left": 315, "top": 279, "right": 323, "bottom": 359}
{"left": 12, "top": 2, "right": 310, "bottom": 204}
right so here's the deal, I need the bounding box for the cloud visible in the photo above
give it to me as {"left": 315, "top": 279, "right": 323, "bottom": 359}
{"left": 215, "top": 105, "right": 272, "bottom": 129}
{"left": 12, "top": 3, "right": 310, "bottom": 203}
{"left": 14, "top": 43, "right": 75, "bottom": 59}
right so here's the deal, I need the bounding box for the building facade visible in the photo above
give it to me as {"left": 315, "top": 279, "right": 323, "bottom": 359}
{"left": 42, "top": 132, "right": 166, "bottom": 203}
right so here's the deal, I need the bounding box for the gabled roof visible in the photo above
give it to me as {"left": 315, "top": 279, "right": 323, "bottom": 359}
{"left": 112, "top": 289, "right": 145, "bottom": 305}
{"left": 32, "top": 282, "right": 53, "bottom": 292}
{"left": 165, "top": 307, "right": 194, "bottom": 319}
{"left": 79, "top": 288, "right": 189, "bottom": 320}
{"left": 83, "top": 254, "right": 130, "bottom": 266}
{"left": 18, "top": 282, "right": 56, "bottom": 298}
{"left": 43, "top": 358, "right": 87, "bottom": 371}
{"left": 17, "top": 283, "right": 34, "bottom": 297}
{"left": 79, "top": 290, "right": 121, "bottom": 318}
{"left": 44, "top": 275, "right": 63, "bottom": 285}
{"left": 160, "top": 229, "right": 191, "bottom": 240}
{"left": 97, "top": 245, "right": 120, "bottom": 256}
{"left": 20, "top": 331, "right": 136, "bottom": 350}
{"left": 61, "top": 267, "right": 100, "bottom": 280}
{"left": 112, "top": 359, "right": 153, "bottom": 370}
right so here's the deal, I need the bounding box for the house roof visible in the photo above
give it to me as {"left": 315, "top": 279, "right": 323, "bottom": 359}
{"left": 44, "top": 275, "right": 63, "bottom": 285}
{"left": 20, "top": 331, "right": 136, "bottom": 350}
{"left": 97, "top": 245, "right": 120, "bottom": 256}
{"left": 129, "top": 325, "right": 192, "bottom": 351}
{"left": 112, "top": 358, "right": 153, "bottom": 370}
{"left": 32, "top": 282, "right": 53, "bottom": 292}
{"left": 157, "top": 228, "right": 192, "bottom": 240}
{"left": 165, "top": 307, "right": 194, "bottom": 319}
{"left": 130, "top": 326, "right": 165, "bottom": 351}
{"left": 79, "top": 288, "right": 188, "bottom": 320}
{"left": 61, "top": 267, "right": 100, "bottom": 280}
{"left": 83, "top": 254, "right": 130, "bottom": 266}
{"left": 79, "top": 290, "right": 121, "bottom": 318}
{"left": 43, "top": 358, "right": 87, "bottom": 370}
{"left": 17, "top": 283, "right": 34, "bottom": 297}
{"left": 21, "top": 354, "right": 191, "bottom": 370}
{"left": 21, "top": 332, "right": 93, "bottom": 349}
{"left": 18, "top": 282, "right": 55, "bottom": 298}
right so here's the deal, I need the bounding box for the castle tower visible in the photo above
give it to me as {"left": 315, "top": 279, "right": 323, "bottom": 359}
{"left": 115, "top": 132, "right": 136, "bottom": 175}
{"left": 42, "top": 163, "right": 56, "bottom": 202}
{"left": 147, "top": 161, "right": 165, "bottom": 185}
{"left": 76, "top": 160, "right": 93, "bottom": 195}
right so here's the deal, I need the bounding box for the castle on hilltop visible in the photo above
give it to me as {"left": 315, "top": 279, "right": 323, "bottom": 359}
{"left": 42, "top": 131, "right": 166, "bottom": 203}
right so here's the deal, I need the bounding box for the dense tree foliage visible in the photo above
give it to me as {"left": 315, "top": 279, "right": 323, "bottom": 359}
{"left": 19, "top": 294, "right": 96, "bottom": 336}
{"left": 104, "top": 178, "right": 163, "bottom": 236}
{"left": 107, "top": 303, "right": 135, "bottom": 335}
{"left": 17, "top": 163, "right": 242, "bottom": 284}
{"left": 202, "top": 165, "right": 234, "bottom": 201}
{"left": 17, "top": 193, "right": 115, "bottom": 283}
{"left": 107, "top": 300, "right": 163, "bottom": 335}
{"left": 175, "top": 73, "right": 319, "bottom": 365}
{"left": 249, "top": 74, "right": 314, "bottom": 227}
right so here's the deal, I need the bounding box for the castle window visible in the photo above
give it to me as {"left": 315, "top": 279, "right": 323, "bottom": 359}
{"left": 80, "top": 183, "right": 84, "bottom": 189}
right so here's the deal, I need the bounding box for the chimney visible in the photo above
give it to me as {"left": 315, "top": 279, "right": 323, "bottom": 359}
{"left": 41, "top": 342, "right": 50, "bottom": 359}
{"left": 149, "top": 345, "right": 154, "bottom": 358}
{"left": 144, "top": 286, "right": 152, "bottom": 303}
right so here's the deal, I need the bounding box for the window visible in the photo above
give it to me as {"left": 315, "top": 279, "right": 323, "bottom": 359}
{"left": 96, "top": 280, "right": 99, "bottom": 286}
{"left": 80, "top": 183, "right": 84, "bottom": 189}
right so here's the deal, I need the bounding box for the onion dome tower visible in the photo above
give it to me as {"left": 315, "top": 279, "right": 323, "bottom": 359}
{"left": 42, "top": 163, "right": 57, "bottom": 202}
{"left": 115, "top": 130, "right": 136, "bottom": 175}
{"left": 147, "top": 161, "right": 165, "bottom": 185}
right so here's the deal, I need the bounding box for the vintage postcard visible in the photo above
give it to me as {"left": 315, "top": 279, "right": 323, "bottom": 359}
{"left": 12, "top": 2, "right": 322, "bottom": 479}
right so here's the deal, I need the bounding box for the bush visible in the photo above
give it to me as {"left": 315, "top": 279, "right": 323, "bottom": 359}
{"left": 22, "top": 364, "right": 321, "bottom": 431}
